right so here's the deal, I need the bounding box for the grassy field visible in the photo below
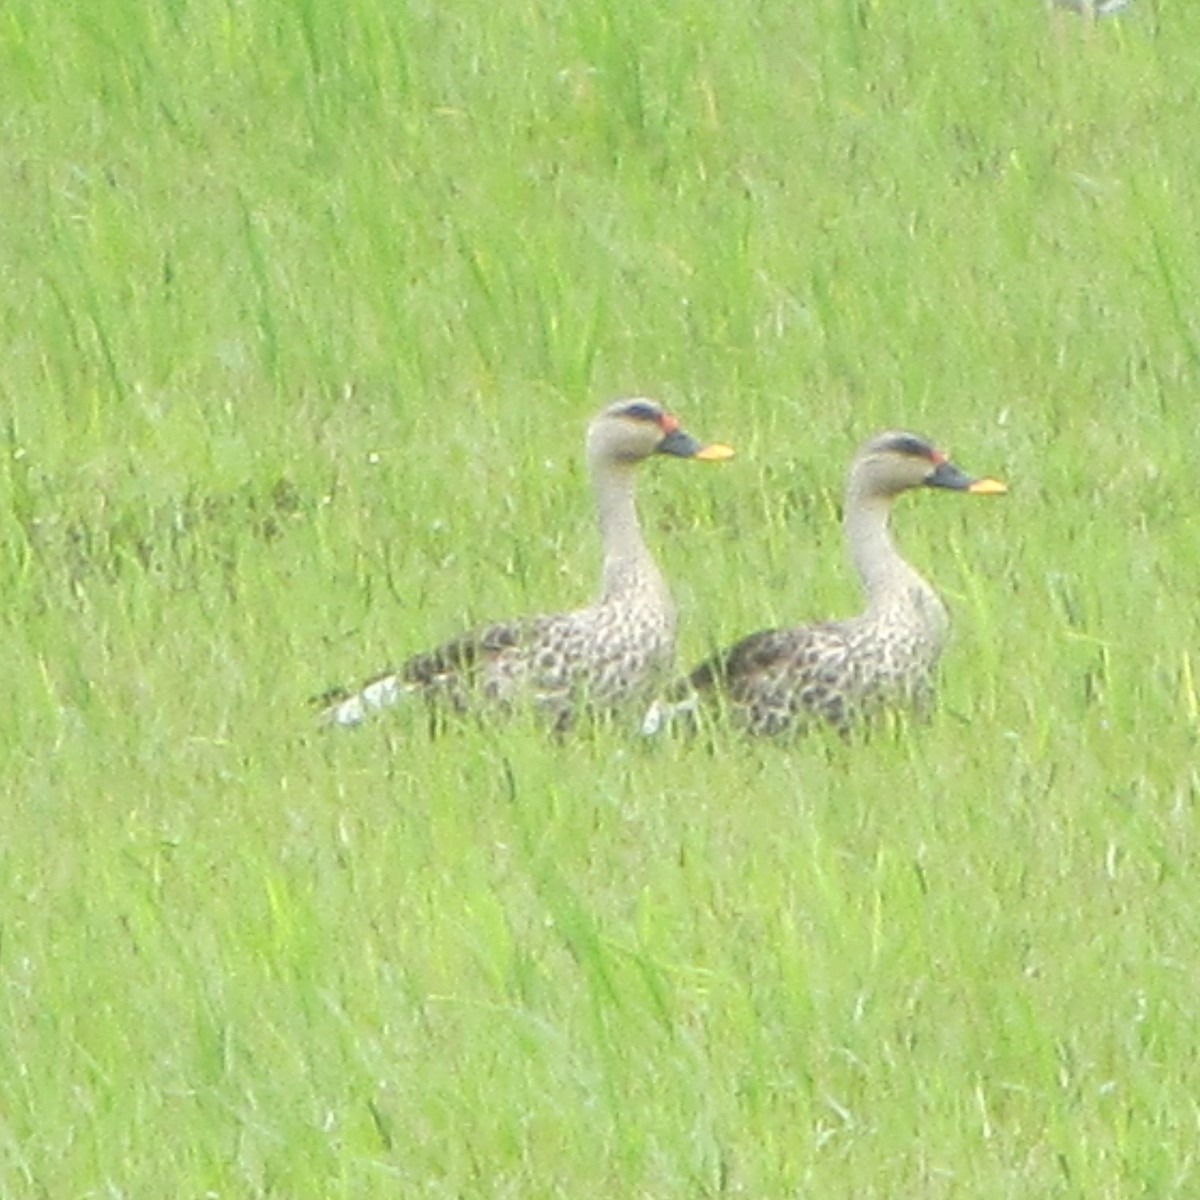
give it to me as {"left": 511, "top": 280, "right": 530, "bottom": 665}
{"left": 3, "top": 0, "right": 1199, "bottom": 1195}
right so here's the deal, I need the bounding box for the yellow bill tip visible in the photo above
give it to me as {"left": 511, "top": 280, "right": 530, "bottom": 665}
{"left": 967, "top": 476, "right": 1007, "bottom": 495}
{"left": 693, "top": 442, "right": 735, "bottom": 462}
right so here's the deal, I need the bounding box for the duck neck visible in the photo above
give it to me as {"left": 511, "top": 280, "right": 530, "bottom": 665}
{"left": 844, "top": 485, "right": 926, "bottom": 616}
{"left": 592, "top": 458, "right": 666, "bottom": 604}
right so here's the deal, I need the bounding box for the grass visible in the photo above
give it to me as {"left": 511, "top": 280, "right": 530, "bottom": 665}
{"left": 2, "top": 0, "right": 1199, "bottom": 1195}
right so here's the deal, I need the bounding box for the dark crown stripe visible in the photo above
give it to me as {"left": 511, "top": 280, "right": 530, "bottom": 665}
{"left": 619, "top": 400, "right": 663, "bottom": 423}
{"left": 881, "top": 433, "right": 935, "bottom": 459}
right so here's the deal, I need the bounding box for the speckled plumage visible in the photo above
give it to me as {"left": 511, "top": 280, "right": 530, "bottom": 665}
{"left": 643, "top": 430, "right": 1004, "bottom": 738}
{"left": 320, "top": 399, "right": 732, "bottom": 731}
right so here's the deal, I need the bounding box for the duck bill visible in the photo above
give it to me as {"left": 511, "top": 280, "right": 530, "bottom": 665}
{"left": 657, "top": 428, "right": 735, "bottom": 461}
{"left": 926, "top": 460, "right": 1006, "bottom": 494}
{"left": 966, "top": 476, "right": 1007, "bottom": 495}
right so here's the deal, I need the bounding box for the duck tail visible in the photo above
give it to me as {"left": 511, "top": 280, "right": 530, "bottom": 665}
{"left": 640, "top": 692, "right": 698, "bottom": 736}
{"left": 314, "top": 672, "right": 415, "bottom": 727}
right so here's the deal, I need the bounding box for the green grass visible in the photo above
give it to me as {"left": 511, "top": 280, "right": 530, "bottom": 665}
{"left": 3, "top": 0, "right": 1199, "bottom": 1195}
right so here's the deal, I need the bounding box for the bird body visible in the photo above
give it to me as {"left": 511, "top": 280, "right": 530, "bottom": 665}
{"left": 321, "top": 399, "right": 732, "bottom": 730}
{"left": 643, "top": 431, "right": 1004, "bottom": 738}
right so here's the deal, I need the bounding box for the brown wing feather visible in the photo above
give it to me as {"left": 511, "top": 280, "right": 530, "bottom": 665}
{"left": 400, "top": 618, "right": 534, "bottom": 686}
{"left": 684, "top": 621, "right": 861, "bottom": 735}
{"left": 687, "top": 622, "right": 849, "bottom": 691}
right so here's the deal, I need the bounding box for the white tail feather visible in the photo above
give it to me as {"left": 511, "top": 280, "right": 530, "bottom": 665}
{"left": 321, "top": 674, "right": 415, "bottom": 727}
{"left": 640, "top": 694, "right": 698, "bottom": 736}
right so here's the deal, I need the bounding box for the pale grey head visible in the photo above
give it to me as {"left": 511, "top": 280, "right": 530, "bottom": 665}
{"left": 586, "top": 398, "right": 735, "bottom": 468}
{"left": 848, "top": 430, "right": 1007, "bottom": 500}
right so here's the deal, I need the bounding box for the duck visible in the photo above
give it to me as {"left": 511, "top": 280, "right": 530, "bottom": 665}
{"left": 320, "top": 398, "right": 734, "bottom": 730}
{"left": 642, "top": 430, "right": 1005, "bottom": 737}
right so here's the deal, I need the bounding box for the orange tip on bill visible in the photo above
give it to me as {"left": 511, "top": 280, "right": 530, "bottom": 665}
{"left": 967, "top": 477, "right": 1007, "bottom": 495}
{"left": 693, "top": 442, "right": 735, "bottom": 462}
